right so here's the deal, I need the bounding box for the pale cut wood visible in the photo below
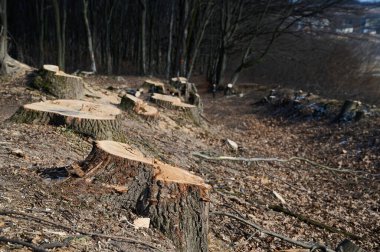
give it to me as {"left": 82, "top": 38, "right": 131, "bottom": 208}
{"left": 120, "top": 94, "right": 159, "bottom": 120}
{"left": 10, "top": 100, "right": 124, "bottom": 141}
{"left": 75, "top": 140, "right": 210, "bottom": 252}
{"left": 33, "top": 64, "right": 85, "bottom": 99}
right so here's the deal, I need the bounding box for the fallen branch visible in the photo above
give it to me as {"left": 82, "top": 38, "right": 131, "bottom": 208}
{"left": 192, "top": 152, "right": 379, "bottom": 176}
{"left": 211, "top": 211, "right": 335, "bottom": 252}
{"left": 0, "top": 236, "right": 48, "bottom": 252}
{"left": 0, "top": 209, "right": 163, "bottom": 252}
{"left": 269, "top": 205, "right": 361, "bottom": 241}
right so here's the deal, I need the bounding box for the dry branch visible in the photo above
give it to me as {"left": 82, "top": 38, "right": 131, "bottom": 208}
{"left": 0, "top": 209, "right": 163, "bottom": 252}
{"left": 211, "top": 211, "right": 335, "bottom": 252}
{"left": 270, "top": 205, "right": 361, "bottom": 240}
{"left": 0, "top": 236, "right": 48, "bottom": 252}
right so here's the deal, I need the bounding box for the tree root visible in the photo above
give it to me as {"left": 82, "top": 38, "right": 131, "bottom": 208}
{"left": 211, "top": 211, "right": 335, "bottom": 252}
{"left": 0, "top": 209, "right": 163, "bottom": 252}
{"left": 192, "top": 152, "right": 379, "bottom": 176}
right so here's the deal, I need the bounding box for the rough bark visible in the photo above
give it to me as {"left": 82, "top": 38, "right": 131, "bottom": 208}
{"left": 73, "top": 140, "right": 211, "bottom": 251}
{"left": 78, "top": 140, "right": 155, "bottom": 209}
{"left": 10, "top": 100, "right": 124, "bottom": 141}
{"left": 33, "top": 64, "right": 85, "bottom": 99}
{"left": 120, "top": 94, "right": 159, "bottom": 120}
{"left": 141, "top": 160, "right": 211, "bottom": 252}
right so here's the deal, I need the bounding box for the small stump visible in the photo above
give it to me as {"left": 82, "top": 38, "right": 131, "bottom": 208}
{"left": 120, "top": 94, "right": 159, "bottom": 120}
{"left": 33, "top": 64, "right": 85, "bottom": 99}
{"left": 151, "top": 93, "right": 201, "bottom": 124}
{"left": 141, "top": 79, "right": 166, "bottom": 94}
{"left": 75, "top": 140, "right": 210, "bottom": 252}
{"left": 10, "top": 100, "right": 124, "bottom": 141}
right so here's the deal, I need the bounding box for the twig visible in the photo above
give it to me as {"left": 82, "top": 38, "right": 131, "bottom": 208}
{"left": 0, "top": 236, "right": 48, "bottom": 252}
{"left": 211, "top": 211, "right": 335, "bottom": 252}
{"left": 192, "top": 152, "right": 379, "bottom": 176}
{"left": 0, "top": 209, "right": 163, "bottom": 252}
{"left": 269, "top": 205, "right": 361, "bottom": 241}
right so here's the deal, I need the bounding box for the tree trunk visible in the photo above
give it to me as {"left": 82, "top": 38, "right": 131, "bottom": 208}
{"left": 83, "top": 0, "right": 96, "bottom": 73}
{"left": 186, "top": 2, "right": 214, "bottom": 80}
{"left": 0, "top": 0, "right": 30, "bottom": 75}
{"left": 105, "top": 0, "right": 116, "bottom": 75}
{"left": 38, "top": 0, "right": 45, "bottom": 67}
{"left": 166, "top": 0, "right": 174, "bottom": 79}
{"left": 140, "top": 0, "right": 147, "bottom": 75}
{"left": 0, "top": 0, "right": 8, "bottom": 74}
{"left": 52, "top": 0, "right": 64, "bottom": 70}
{"left": 10, "top": 99, "right": 124, "bottom": 141}
{"left": 33, "top": 64, "right": 85, "bottom": 99}
{"left": 74, "top": 140, "right": 211, "bottom": 252}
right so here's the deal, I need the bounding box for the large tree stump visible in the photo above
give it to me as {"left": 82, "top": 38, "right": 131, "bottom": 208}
{"left": 143, "top": 160, "right": 211, "bottom": 252}
{"left": 74, "top": 140, "right": 210, "bottom": 252}
{"left": 120, "top": 94, "right": 159, "bottom": 120}
{"left": 10, "top": 100, "right": 124, "bottom": 141}
{"left": 151, "top": 93, "right": 201, "bottom": 124}
{"left": 33, "top": 65, "right": 85, "bottom": 99}
{"left": 77, "top": 140, "right": 155, "bottom": 209}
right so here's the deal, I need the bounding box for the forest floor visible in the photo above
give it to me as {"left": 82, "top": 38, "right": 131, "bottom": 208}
{"left": 0, "top": 74, "right": 379, "bottom": 252}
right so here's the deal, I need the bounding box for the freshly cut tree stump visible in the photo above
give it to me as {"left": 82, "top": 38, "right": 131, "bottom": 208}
{"left": 33, "top": 64, "right": 85, "bottom": 99}
{"left": 141, "top": 79, "right": 166, "bottom": 94}
{"left": 151, "top": 93, "right": 201, "bottom": 124}
{"left": 10, "top": 100, "right": 124, "bottom": 141}
{"left": 120, "top": 94, "right": 159, "bottom": 120}
{"left": 75, "top": 140, "right": 210, "bottom": 252}
{"left": 78, "top": 140, "right": 155, "bottom": 208}
{"left": 144, "top": 160, "right": 211, "bottom": 252}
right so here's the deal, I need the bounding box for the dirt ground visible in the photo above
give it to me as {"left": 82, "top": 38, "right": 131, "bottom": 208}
{"left": 0, "top": 74, "right": 379, "bottom": 252}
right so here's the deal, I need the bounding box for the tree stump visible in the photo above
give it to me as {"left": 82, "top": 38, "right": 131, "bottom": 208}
{"left": 120, "top": 94, "right": 159, "bottom": 120}
{"left": 33, "top": 64, "right": 85, "bottom": 99}
{"left": 10, "top": 100, "right": 124, "bottom": 141}
{"left": 74, "top": 140, "right": 210, "bottom": 252}
{"left": 142, "top": 160, "right": 211, "bottom": 252}
{"left": 141, "top": 79, "right": 166, "bottom": 94}
{"left": 77, "top": 140, "right": 155, "bottom": 209}
{"left": 334, "top": 100, "right": 362, "bottom": 122}
{"left": 151, "top": 93, "right": 201, "bottom": 124}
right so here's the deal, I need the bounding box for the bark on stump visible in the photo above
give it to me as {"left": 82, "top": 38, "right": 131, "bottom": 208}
{"left": 74, "top": 140, "right": 210, "bottom": 252}
{"left": 151, "top": 93, "right": 201, "bottom": 124}
{"left": 33, "top": 64, "right": 85, "bottom": 99}
{"left": 120, "top": 94, "right": 159, "bottom": 120}
{"left": 10, "top": 100, "right": 124, "bottom": 141}
{"left": 141, "top": 79, "right": 166, "bottom": 94}
{"left": 334, "top": 100, "right": 363, "bottom": 122}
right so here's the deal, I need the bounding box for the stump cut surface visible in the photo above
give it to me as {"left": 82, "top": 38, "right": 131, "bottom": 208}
{"left": 10, "top": 100, "right": 124, "bottom": 141}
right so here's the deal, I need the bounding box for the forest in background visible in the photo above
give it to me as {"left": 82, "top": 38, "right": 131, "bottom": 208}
{"left": 1, "top": 0, "right": 380, "bottom": 103}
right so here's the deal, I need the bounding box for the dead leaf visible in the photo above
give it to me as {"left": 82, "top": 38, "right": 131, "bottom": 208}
{"left": 133, "top": 218, "right": 150, "bottom": 229}
{"left": 273, "top": 190, "right": 287, "bottom": 204}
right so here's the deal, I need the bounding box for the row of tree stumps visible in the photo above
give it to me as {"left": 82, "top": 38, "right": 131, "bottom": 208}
{"left": 8, "top": 65, "right": 210, "bottom": 252}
